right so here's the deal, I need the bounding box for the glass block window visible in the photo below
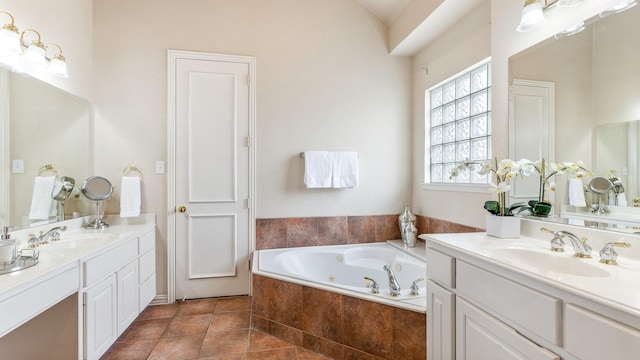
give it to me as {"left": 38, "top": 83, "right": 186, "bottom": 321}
{"left": 428, "top": 60, "right": 492, "bottom": 184}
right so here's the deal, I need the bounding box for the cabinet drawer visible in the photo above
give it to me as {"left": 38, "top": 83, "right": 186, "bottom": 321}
{"left": 138, "top": 249, "right": 155, "bottom": 284}
{"left": 138, "top": 230, "right": 154, "bottom": 254}
{"left": 427, "top": 248, "right": 455, "bottom": 288}
{"left": 565, "top": 304, "right": 640, "bottom": 360}
{"left": 457, "top": 261, "right": 562, "bottom": 346}
{"left": 0, "top": 264, "right": 79, "bottom": 337}
{"left": 84, "top": 239, "right": 137, "bottom": 288}
{"left": 457, "top": 298, "right": 559, "bottom": 360}
{"left": 139, "top": 274, "right": 156, "bottom": 312}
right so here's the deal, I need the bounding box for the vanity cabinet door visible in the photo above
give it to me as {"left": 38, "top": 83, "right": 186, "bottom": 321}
{"left": 456, "top": 298, "right": 559, "bottom": 360}
{"left": 565, "top": 304, "right": 640, "bottom": 360}
{"left": 84, "top": 274, "right": 117, "bottom": 360}
{"left": 117, "top": 260, "right": 139, "bottom": 334}
{"left": 427, "top": 279, "right": 455, "bottom": 360}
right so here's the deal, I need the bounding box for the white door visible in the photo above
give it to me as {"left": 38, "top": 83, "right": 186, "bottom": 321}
{"left": 170, "top": 51, "right": 255, "bottom": 300}
{"left": 508, "top": 79, "right": 555, "bottom": 204}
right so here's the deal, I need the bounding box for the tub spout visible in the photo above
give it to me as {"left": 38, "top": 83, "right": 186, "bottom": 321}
{"left": 383, "top": 265, "right": 401, "bottom": 297}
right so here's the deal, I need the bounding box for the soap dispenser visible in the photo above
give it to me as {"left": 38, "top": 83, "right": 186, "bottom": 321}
{"left": 0, "top": 226, "right": 16, "bottom": 263}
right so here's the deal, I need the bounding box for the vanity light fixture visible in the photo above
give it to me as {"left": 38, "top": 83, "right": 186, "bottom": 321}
{"left": 517, "top": 0, "right": 548, "bottom": 32}
{"left": 0, "top": 10, "right": 69, "bottom": 77}
{"left": 0, "top": 11, "right": 20, "bottom": 53}
{"left": 20, "top": 29, "right": 47, "bottom": 66}
{"left": 47, "top": 44, "right": 68, "bottom": 78}
{"left": 600, "top": 0, "right": 637, "bottom": 17}
{"left": 557, "top": 0, "right": 584, "bottom": 7}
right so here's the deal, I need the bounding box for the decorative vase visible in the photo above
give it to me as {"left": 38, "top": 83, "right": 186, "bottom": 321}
{"left": 485, "top": 214, "right": 520, "bottom": 239}
{"left": 403, "top": 222, "right": 418, "bottom": 248}
{"left": 398, "top": 205, "right": 417, "bottom": 245}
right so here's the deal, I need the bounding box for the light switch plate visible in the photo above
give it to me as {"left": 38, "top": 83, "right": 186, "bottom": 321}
{"left": 155, "top": 161, "right": 165, "bottom": 174}
{"left": 12, "top": 159, "right": 24, "bottom": 174}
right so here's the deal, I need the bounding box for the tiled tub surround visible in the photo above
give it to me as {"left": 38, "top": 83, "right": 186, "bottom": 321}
{"left": 252, "top": 274, "right": 426, "bottom": 360}
{"left": 252, "top": 214, "right": 478, "bottom": 359}
{"left": 254, "top": 241, "right": 427, "bottom": 311}
{"left": 256, "top": 214, "right": 483, "bottom": 250}
{"left": 252, "top": 241, "right": 427, "bottom": 359}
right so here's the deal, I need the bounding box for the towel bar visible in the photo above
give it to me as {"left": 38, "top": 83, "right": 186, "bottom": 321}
{"left": 37, "top": 164, "right": 57, "bottom": 176}
{"left": 300, "top": 152, "right": 359, "bottom": 159}
{"left": 123, "top": 164, "right": 143, "bottom": 178}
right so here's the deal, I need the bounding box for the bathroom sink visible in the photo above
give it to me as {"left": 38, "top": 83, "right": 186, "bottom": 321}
{"left": 490, "top": 248, "right": 611, "bottom": 278}
{"left": 59, "top": 232, "right": 117, "bottom": 241}
{"left": 49, "top": 232, "right": 118, "bottom": 250}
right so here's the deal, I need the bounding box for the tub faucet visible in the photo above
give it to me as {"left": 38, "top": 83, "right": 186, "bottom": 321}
{"left": 382, "top": 265, "right": 401, "bottom": 297}
{"left": 38, "top": 225, "right": 67, "bottom": 244}
{"left": 540, "top": 227, "right": 591, "bottom": 258}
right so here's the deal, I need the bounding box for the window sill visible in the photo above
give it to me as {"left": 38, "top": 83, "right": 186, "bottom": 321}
{"left": 422, "top": 183, "right": 491, "bottom": 193}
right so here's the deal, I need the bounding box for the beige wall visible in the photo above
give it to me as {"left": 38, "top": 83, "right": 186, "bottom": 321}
{"left": 410, "top": 1, "right": 492, "bottom": 226}
{"left": 92, "top": 0, "right": 412, "bottom": 295}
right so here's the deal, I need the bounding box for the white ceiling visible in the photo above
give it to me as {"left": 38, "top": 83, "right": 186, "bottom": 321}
{"left": 357, "top": 0, "right": 412, "bottom": 25}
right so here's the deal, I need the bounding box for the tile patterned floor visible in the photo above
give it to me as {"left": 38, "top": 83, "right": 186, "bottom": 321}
{"left": 101, "top": 296, "right": 331, "bottom": 360}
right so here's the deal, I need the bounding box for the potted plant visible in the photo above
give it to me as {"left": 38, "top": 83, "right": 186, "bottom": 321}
{"left": 520, "top": 159, "right": 591, "bottom": 216}
{"left": 451, "top": 158, "right": 530, "bottom": 238}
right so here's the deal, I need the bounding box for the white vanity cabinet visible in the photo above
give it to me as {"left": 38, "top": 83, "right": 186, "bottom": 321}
{"left": 426, "top": 236, "right": 640, "bottom": 360}
{"left": 137, "top": 230, "right": 156, "bottom": 313}
{"left": 82, "top": 229, "right": 155, "bottom": 360}
{"left": 84, "top": 273, "right": 117, "bottom": 360}
{"left": 427, "top": 246, "right": 560, "bottom": 359}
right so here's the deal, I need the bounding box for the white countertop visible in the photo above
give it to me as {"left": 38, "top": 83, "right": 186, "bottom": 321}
{"left": 420, "top": 231, "right": 640, "bottom": 319}
{"left": 0, "top": 215, "right": 156, "bottom": 300}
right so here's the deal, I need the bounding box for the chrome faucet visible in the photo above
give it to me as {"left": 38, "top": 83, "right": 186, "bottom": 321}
{"left": 410, "top": 278, "right": 424, "bottom": 296}
{"left": 38, "top": 225, "right": 67, "bottom": 244}
{"left": 599, "top": 241, "right": 631, "bottom": 265}
{"left": 540, "top": 227, "right": 591, "bottom": 258}
{"left": 364, "top": 276, "right": 380, "bottom": 294}
{"left": 382, "top": 265, "right": 401, "bottom": 297}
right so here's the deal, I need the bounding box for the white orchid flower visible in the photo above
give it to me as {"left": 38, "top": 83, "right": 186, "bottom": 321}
{"left": 547, "top": 182, "right": 556, "bottom": 192}
{"left": 489, "top": 181, "right": 511, "bottom": 194}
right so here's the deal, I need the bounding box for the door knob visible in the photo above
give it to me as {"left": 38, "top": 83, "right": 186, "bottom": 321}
{"left": 178, "top": 206, "right": 187, "bottom": 213}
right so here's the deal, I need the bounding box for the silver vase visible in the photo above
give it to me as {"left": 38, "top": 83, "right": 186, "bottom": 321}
{"left": 398, "top": 205, "right": 417, "bottom": 245}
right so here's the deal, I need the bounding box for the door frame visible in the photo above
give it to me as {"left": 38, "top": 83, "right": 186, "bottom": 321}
{"left": 167, "top": 49, "right": 256, "bottom": 304}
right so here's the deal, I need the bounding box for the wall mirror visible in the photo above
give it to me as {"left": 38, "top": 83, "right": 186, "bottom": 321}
{"left": 1, "top": 66, "right": 91, "bottom": 229}
{"left": 509, "top": 4, "right": 640, "bottom": 233}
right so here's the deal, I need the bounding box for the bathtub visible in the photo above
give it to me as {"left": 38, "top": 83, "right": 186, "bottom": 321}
{"left": 252, "top": 240, "right": 427, "bottom": 312}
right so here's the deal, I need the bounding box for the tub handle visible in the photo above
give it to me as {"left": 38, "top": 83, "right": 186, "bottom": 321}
{"left": 364, "top": 276, "right": 379, "bottom": 294}
{"left": 410, "top": 278, "right": 424, "bottom": 296}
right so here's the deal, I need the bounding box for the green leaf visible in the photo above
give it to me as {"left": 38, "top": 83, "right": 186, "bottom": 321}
{"left": 484, "top": 201, "right": 500, "bottom": 215}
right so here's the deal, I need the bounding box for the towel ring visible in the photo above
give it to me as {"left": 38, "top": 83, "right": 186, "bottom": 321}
{"left": 123, "top": 164, "right": 143, "bottom": 179}
{"left": 37, "top": 164, "right": 58, "bottom": 176}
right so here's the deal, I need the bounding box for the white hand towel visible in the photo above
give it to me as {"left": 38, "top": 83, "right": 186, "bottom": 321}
{"left": 568, "top": 178, "right": 586, "bottom": 207}
{"left": 304, "top": 151, "right": 333, "bottom": 188}
{"left": 29, "top": 176, "right": 57, "bottom": 220}
{"left": 617, "top": 193, "right": 628, "bottom": 206}
{"left": 331, "top": 151, "right": 358, "bottom": 188}
{"left": 120, "top": 176, "right": 141, "bottom": 218}
{"left": 567, "top": 218, "right": 585, "bottom": 226}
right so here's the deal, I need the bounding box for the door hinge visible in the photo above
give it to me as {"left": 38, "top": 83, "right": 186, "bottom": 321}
{"left": 247, "top": 75, "right": 250, "bottom": 86}
{"left": 247, "top": 136, "right": 251, "bottom": 147}
{"left": 246, "top": 198, "right": 250, "bottom": 209}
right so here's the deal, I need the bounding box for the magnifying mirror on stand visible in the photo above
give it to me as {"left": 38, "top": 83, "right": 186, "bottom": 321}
{"left": 51, "top": 176, "right": 75, "bottom": 221}
{"left": 589, "top": 177, "right": 613, "bottom": 215}
{"left": 81, "top": 176, "right": 113, "bottom": 229}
